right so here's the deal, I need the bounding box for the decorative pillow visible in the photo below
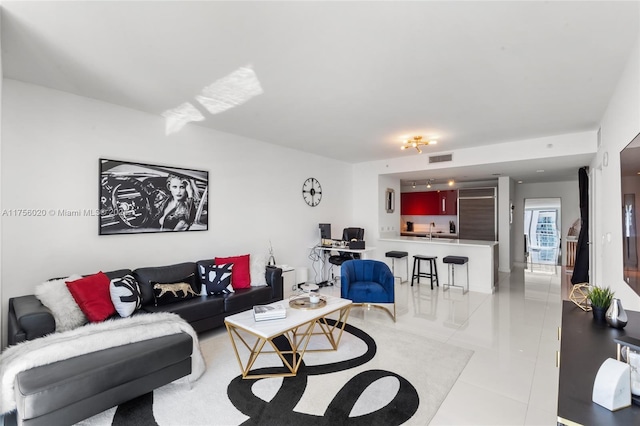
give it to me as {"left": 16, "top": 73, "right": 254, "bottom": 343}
{"left": 215, "top": 254, "right": 251, "bottom": 289}
{"left": 66, "top": 272, "right": 116, "bottom": 323}
{"left": 250, "top": 256, "right": 268, "bottom": 286}
{"left": 110, "top": 274, "right": 142, "bottom": 317}
{"left": 152, "top": 274, "right": 199, "bottom": 306}
{"left": 34, "top": 274, "right": 87, "bottom": 332}
{"left": 199, "top": 263, "right": 235, "bottom": 295}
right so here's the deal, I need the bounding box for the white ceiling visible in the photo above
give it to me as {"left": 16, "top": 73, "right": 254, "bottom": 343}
{"left": 2, "top": 1, "right": 638, "bottom": 184}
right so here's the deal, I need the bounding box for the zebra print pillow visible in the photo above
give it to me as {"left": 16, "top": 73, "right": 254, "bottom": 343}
{"left": 109, "top": 274, "right": 142, "bottom": 317}
{"left": 199, "top": 263, "right": 234, "bottom": 295}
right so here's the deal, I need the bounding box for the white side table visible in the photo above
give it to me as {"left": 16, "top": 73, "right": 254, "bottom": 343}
{"left": 278, "top": 265, "right": 297, "bottom": 299}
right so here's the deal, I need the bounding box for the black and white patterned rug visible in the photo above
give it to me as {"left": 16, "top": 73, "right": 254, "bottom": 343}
{"left": 79, "top": 318, "right": 472, "bottom": 425}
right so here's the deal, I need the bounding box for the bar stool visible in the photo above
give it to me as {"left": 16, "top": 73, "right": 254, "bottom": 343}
{"left": 385, "top": 251, "right": 409, "bottom": 283}
{"left": 411, "top": 255, "right": 439, "bottom": 289}
{"left": 443, "top": 255, "right": 469, "bottom": 294}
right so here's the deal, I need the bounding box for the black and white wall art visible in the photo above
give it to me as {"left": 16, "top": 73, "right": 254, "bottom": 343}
{"left": 99, "top": 159, "right": 208, "bottom": 235}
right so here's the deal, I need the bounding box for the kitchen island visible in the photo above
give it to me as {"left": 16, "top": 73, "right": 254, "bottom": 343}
{"left": 378, "top": 236, "right": 498, "bottom": 294}
{"left": 400, "top": 231, "right": 459, "bottom": 238}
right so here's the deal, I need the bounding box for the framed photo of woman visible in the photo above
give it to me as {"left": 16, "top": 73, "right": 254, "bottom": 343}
{"left": 99, "top": 159, "right": 208, "bottom": 235}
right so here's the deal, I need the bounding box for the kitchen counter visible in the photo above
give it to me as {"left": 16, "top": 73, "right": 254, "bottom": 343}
{"left": 388, "top": 236, "right": 496, "bottom": 246}
{"left": 378, "top": 236, "right": 498, "bottom": 293}
{"left": 400, "top": 232, "right": 459, "bottom": 238}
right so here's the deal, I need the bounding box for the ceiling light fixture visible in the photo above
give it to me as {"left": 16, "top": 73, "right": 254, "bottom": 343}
{"left": 412, "top": 182, "right": 416, "bottom": 189}
{"left": 426, "top": 179, "right": 432, "bottom": 189}
{"left": 400, "top": 136, "right": 437, "bottom": 154}
{"left": 448, "top": 180, "right": 454, "bottom": 186}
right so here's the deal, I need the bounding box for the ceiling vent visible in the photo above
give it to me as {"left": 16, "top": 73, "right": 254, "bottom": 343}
{"left": 429, "top": 154, "right": 453, "bottom": 164}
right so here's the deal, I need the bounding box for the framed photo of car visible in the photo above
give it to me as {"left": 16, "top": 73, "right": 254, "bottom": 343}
{"left": 99, "top": 159, "right": 208, "bottom": 235}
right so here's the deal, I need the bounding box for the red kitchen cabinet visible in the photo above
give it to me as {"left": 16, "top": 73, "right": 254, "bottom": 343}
{"left": 401, "top": 191, "right": 438, "bottom": 215}
{"left": 438, "top": 190, "right": 458, "bottom": 215}
{"left": 425, "top": 191, "right": 439, "bottom": 214}
{"left": 401, "top": 192, "right": 423, "bottom": 215}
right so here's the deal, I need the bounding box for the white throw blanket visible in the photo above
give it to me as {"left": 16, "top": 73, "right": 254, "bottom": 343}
{"left": 0, "top": 312, "right": 205, "bottom": 414}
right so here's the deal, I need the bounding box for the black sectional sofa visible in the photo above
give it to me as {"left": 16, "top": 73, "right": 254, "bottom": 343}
{"left": 8, "top": 260, "right": 283, "bottom": 344}
{"left": 4, "top": 260, "right": 283, "bottom": 426}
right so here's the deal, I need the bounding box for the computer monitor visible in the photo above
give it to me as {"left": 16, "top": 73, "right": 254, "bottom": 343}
{"left": 319, "top": 223, "right": 331, "bottom": 240}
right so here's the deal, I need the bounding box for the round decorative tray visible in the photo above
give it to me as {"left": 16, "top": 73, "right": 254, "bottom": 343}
{"left": 289, "top": 296, "right": 327, "bottom": 310}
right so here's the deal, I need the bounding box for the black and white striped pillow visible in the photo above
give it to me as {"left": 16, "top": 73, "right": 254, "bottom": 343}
{"left": 109, "top": 274, "right": 142, "bottom": 317}
{"left": 199, "top": 263, "right": 234, "bottom": 295}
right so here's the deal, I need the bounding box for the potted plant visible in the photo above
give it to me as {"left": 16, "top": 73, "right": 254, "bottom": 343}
{"left": 588, "top": 286, "right": 614, "bottom": 322}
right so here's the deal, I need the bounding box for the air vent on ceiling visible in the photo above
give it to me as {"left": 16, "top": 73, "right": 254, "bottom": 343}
{"left": 429, "top": 154, "right": 453, "bottom": 164}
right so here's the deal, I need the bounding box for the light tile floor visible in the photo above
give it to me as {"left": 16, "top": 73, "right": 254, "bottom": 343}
{"left": 319, "top": 262, "right": 562, "bottom": 425}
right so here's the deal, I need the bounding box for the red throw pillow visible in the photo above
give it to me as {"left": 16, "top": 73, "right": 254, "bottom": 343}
{"left": 66, "top": 272, "right": 115, "bottom": 322}
{"left": 215, "top": 254, "right": 251, "bottom": 289}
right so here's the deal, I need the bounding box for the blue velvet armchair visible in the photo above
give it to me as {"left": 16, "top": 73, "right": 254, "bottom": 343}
{"left": 341, "top": 259, "right": 396, "bottom": 321}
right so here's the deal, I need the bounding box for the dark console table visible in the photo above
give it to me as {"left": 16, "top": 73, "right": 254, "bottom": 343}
{"left": 558, "top": 300, "right": 640, "bottom": 425}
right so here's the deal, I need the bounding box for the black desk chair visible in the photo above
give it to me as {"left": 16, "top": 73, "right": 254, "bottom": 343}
{"left": 328, "top": 227, "right": 364, "bottom": 285}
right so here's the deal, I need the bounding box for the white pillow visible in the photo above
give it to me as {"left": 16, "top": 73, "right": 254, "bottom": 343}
{"left": 251, "top": 256, "right": 268, "bottom": 286}
{"left": 110, "top": 274, "right": 142, "bottom": 317}
{"left": 34, "top": 274, "right": 87, "bottom": 332}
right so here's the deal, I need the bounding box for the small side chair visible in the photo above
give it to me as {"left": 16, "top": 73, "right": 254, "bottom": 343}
{"left": 341, "top": 259, "right": 396, "bottom": 322}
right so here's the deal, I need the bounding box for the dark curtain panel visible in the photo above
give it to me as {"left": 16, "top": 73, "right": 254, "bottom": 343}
{"left": 571, "top": 167, "right": 589, "bottom": 284}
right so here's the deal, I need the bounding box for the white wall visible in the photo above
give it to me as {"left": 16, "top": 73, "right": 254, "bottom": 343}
{"left": 595, "top": 33, "right": 640, "bottom": 311}
{"left": 497, "top": 176, "right": 515, "bottom": 272}
{"left": 0, "top": 80, "right": 353, "bottom": 346}
{"left": 377, "top": 174, "right": 400, "bottom": 238}
{"left": 513, "top": 181, "right": 579, "bottom": 267}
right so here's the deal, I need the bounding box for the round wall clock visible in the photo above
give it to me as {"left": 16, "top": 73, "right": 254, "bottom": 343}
{"left": 302, "top": 177, "right": 322, "bottom": 207}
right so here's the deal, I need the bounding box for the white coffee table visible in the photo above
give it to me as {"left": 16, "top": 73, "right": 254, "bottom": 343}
{"left": 224, "top": 295, "right": 352, "bottom": 379}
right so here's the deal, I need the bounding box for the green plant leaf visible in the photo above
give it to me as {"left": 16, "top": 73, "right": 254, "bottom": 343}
{"left": 587, "top": 286, "right": 615, "bottom": 308}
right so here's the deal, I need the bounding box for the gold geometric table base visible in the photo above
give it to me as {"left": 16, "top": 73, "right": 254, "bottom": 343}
{"left": 569, "top": 283, "right": 592, "bottom": 312}
{"left": 225, "top": 304, "right": 352, "bottom": 379}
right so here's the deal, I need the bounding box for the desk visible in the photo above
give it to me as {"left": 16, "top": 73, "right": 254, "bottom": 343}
{"left": 558, "top": 301, "right": 640, "bottom": 425}
{"left": 309, "top": 245, "right": 376, "bottom": 285}
{"left": 313, "top": 245, "right": 375, "bottom": 257}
